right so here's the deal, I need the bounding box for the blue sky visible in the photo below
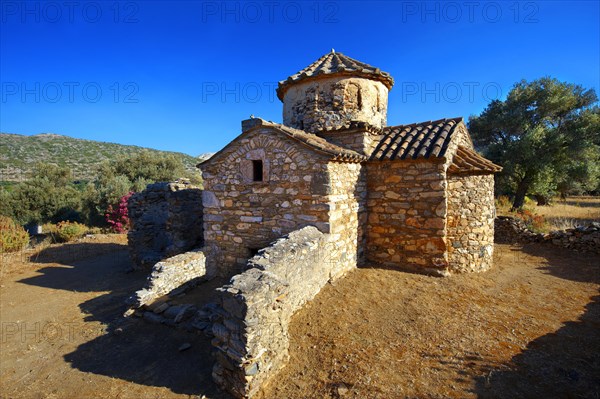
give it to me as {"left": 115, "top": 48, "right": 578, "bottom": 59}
{"left": 1, "top": 1, "right": 598, "bottom": 156}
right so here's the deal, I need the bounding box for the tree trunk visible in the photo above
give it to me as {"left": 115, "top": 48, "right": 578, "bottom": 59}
{"left": 534, "top": 194, "right": 550, "bottom": 206}
{"left": 512, "top": 178, "right": 530, "bottom": 210}
{"left": 559, "top": 192, "right": 568, "bottom": 202}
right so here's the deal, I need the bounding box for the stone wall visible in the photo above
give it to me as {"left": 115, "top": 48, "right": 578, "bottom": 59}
{"left": 446, "top": 174, "right": 495, "bottom": 273}
{"left": 127, "top": 249, "right": 213, "bottom": 309}
{"left": 282, "top": 76, "right": 389, "bottom": 133}
{"left": 210, "top": 226, "right": 353, "bottom": 398}
{"left": 495, "top": 216, "right": 600, "bottom": 253}
{"left": 200, "top": 128, "right": 334, "bottom": 278}
{"left": 128, "top": 181, "right": 203, "bottom": 269}
{"left": 317, "top": 124, "right": 378, "bottom": 156}
{"left": 327, "top": 161, "right": 367, "bottom": 271}
{"left": 366, "top": 159, "right": 449, "bottom": 275}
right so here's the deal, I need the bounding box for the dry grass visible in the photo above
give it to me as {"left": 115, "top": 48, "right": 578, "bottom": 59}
{"left": 496, "top": 196, "right": 600, "bottom": 232}
{"left": 536, "top": 197, "right": 600, "bottom": 229}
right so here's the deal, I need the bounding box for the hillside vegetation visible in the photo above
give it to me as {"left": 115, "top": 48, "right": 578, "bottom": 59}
{"left": 0, "top": 133, "right": 200, "bottom": 182}
{"left": 0, "top": 133, "right": 208, "bottom": 230}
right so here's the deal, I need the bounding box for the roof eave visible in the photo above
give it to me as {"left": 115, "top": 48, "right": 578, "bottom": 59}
{"left": 277, "top": 71, "right": 394, "bottom": 101}
{"left": 199, "top": 118, "right": 366, "bottom": 169}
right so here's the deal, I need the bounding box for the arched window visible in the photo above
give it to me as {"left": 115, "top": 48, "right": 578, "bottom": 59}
{"left": 345, "top": 83, "right": 362, "bottom": 111}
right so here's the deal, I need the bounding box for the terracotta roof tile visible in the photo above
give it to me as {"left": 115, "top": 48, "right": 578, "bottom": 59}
{"left": 370, "top": 117, "right": 463, "bottom": 161}
{"left": 448, "top": 146, "right": 503, "bottom": 174}
{"left": 277, "top": 51, "right": 394, "bottom": 100}
{"left": 268, "top": 121, "right": 366, "bottom": 162}
{"left": 198, "top": 118, "right": 366, "bottom": 167}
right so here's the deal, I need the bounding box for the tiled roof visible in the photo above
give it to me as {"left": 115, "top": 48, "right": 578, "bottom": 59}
{"left": 370, "top": 117, "right": 464, "bottom": 161}
{"left": 448, "top": 146, "right": 503, "bottom": 174}
{"left": 264, "top": 122, "right": 367, "bottom": 162}
{"left": 259, "top": 120, "right": 367, "bottom": 162}
{"left": 198, "top": 118, "right": 367, "bottom": 167}
{"left": 277, "top": 50, "right": 394, "bottom": 100}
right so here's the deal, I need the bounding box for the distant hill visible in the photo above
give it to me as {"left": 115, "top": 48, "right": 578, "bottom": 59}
{"left": 0, "top": 132, "right": 202, "bottom": 182}
{"left": 197, "top": 152, "right": 215, "bottom": 162}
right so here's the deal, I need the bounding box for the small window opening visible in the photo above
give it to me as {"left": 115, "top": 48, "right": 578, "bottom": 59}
{"left": 252, "top": 160, "right": 263, "bottom": 182}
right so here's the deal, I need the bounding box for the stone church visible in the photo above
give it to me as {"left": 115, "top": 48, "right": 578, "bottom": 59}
{"left": 199, "top": 50, "right": 501, "bottom": 277}
{"left": 127, "top": 51, "right": 504, "bottom": 398}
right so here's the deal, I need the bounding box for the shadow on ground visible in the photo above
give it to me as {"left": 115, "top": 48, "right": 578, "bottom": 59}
{"left": 20, "top": 244, "right": 130, "bottom": 292}
{"left": 18, "top": 242, "right": 228, "bottom": 398}
{"left": 63, "top": 315, "right": 226, "bottom": 397}
{"left": 563, "top": 199, "right": 600, "bottom": 209}
{"left": 29, "top": 242, "right": 128, "bottom": 266}
{"left": 474, "top": 244, "right": 600, "bottom": 398}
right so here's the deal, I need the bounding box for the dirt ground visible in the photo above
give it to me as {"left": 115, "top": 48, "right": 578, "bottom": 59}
{"left": 259, "top": 245, "right": 599, "bottom": 399}
{"left": 1, "top": 236, "right": 598, "bottom": 399}
{"left": 0, "top": 236, "right": 226, "bottom": 399}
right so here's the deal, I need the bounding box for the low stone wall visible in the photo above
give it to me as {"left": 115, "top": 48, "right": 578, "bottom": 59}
{"left": 210, "top": 226, "right": 350, "bottom": 398}
{"left": 495, "top": 216, "right": 600, "bottom": 253}
{"left": 127, "top": 249, "right": 215, "bottom": 309}
{"left": 128, "top": 181, "right": 203, "bottom": 269}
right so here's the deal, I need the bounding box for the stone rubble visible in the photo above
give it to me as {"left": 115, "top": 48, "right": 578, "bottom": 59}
{"left": 495, "top": 216, "right": 600, "bottom": 253}
{"left": 133, "top": 301, "right": 218, "bottom": 335}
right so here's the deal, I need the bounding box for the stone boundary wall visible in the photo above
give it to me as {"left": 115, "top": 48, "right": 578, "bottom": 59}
{"left": 495, "top": 216, "right": 600, "bottom": 253}
{"left": 210, "top": 226, "right": 351, "bottom": 398}
{"left": 127, "top": 249, "right": 215, "bottom": 309}
{"left": 128, "top": 181, "right": 203, "bottom": 269}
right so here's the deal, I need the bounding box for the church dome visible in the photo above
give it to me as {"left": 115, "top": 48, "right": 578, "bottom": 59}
{"left": 278, "top": 51, "right": 394, "bottom": 132}
{"left": 277, "top": 50, "right": 394, "bottom": 101}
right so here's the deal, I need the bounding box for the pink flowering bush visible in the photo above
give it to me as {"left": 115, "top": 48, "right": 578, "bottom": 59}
{"left": 105, "top": 192, "right": 133, "bottom": 233}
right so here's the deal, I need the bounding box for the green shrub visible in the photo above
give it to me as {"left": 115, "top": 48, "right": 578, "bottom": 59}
{"left": 54, "top": 221, "right": 88, "bottom": 242}
{"left": 0, "top": 216, "right": 29, "bottom": 253}
{"left": 41, "top": 223, "right": 57, "bottom": 235}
